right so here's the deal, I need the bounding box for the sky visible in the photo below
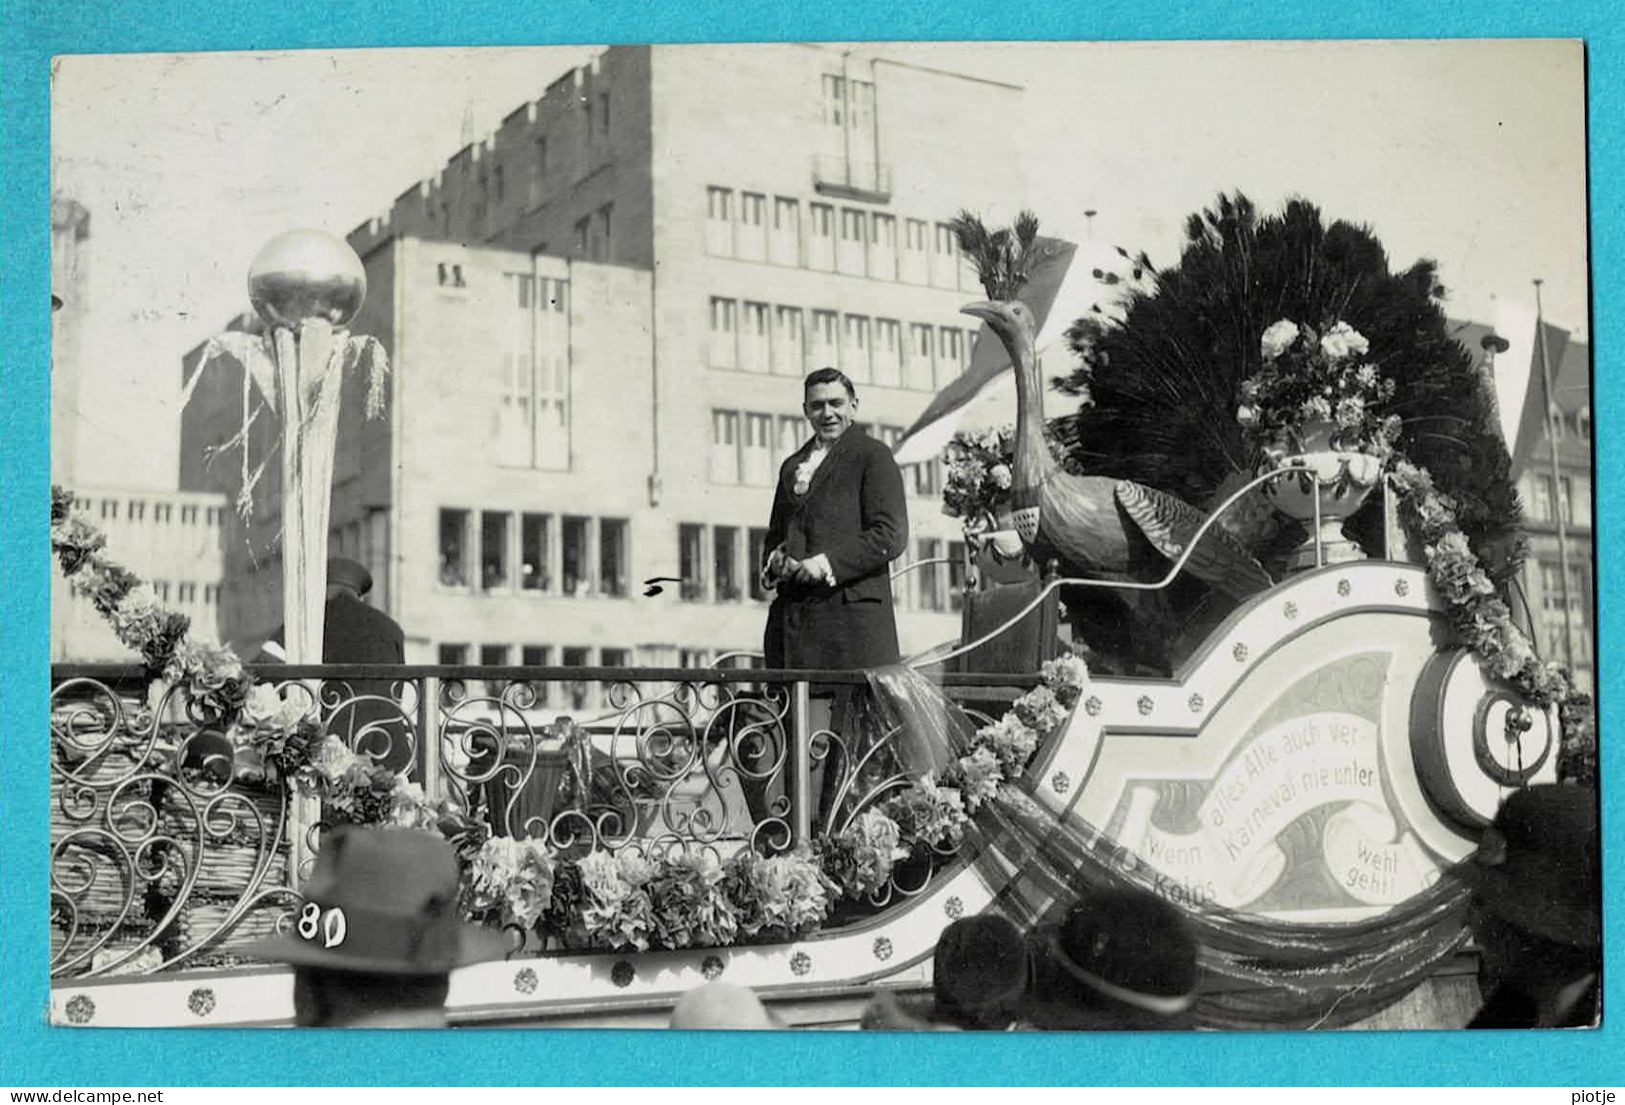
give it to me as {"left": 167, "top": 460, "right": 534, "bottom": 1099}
{"left": 51, "top": 39, "right": 1588, "bottom": 492}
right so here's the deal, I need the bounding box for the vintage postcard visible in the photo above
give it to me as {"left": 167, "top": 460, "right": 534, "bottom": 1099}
{"left": 43, "top": 39, "right": 1595, "bottom": 1043}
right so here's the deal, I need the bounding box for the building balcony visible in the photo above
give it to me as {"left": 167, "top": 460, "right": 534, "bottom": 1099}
{"left": 812, "top": 155, "right": 892, "bottom": 203}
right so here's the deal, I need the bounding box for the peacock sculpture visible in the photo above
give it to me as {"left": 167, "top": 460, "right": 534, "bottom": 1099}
{"left": 952, "top": 212, "right": 1273, "bottom": 668}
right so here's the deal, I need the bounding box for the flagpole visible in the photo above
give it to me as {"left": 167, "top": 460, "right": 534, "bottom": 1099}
{"left": 1533, "top": 278, "right": 1576, "bottom": 670}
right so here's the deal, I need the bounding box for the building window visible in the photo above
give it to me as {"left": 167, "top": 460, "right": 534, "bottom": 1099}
{"left": 900, "top": 219, "right": 930, "bottom": 284}
{"left": 679, "top": 523, "right": 706, "bottom": 600}
{"left": 562, "top": 646, "right": 592, "bottom": 710}
{"left": 574, "top": 216, "right": 590, "bottom": 256}
{"left": 533, "top": 279, "right": 571, "bottom": 471}
{"left": 178, "top": 582, "right": 195, "bottom": 604}
{"left": 680, "top": 648, "right": 709, "bottom": 668}
{"left": 917, "top": 538, "right": 945, "bottom": 612}
{"left": 772, "top": 306, "right": 805, "bottom": 376}
{"left": 481, "top": 511, "right": 510, "bottom": 590}
{"left": 810, "top": 309, "right": 838, "bottom": 367}
{"left": 710, "top": 410, "right": 741, "bottom": 484}
{"left": 771, "top": 196, "right": 801, "bottom": 265}
{"left": 808, "top": 203, "right": 835, "bottom": 270}
{"left": 582, "top": 204, "right": 612, "bottom": 261}
{"left": 908, "top": 323, "right": 936, "bottom": 390}
{"left": 911, "top": 459, "right": 941, "bottom": 498}
{"left": 479, "top": 644, "right": 511, "bottom": 693}
{"left": 741, "top": 301, "right": 770, "bottom": 371}
{"left": 602, "top": 647, "right": 630, "bottom": 672}
{"left": 932, "top": 222, "right": 963, "bottom": 288}
{"left": 493, "top": 164, "right": 505, "bottom": 203}
{"left": 842, "top": 314, "right": 871, "bottom": 383}
{"left": 743, "top": 413, "right": 775, "bottom": 486}
{"left": 597, "top": 93, "right": 611, "bottom": 140}
{"left": 715, "top": 526, "right": 741, "bottom": 602}
{"left": 939, "top": 327, "right": 966, "bottom": 381}
{"left": 128, "top": 500, "right": 146, "bottom": 522}
{"left": 738, "top": 192, "right": 767, "bottom": 261}
{"left": 749, "top": 527, "right": 770, "bottom": 601}
{"left": 869, "top": 213, "right": 898, "bottom": 280}
{"left": 438, "top": 643, "right": 469, "bottom": 666}
{"left": 777, "top": 414, "right": 803, "bottom": 458}
{"left": 599, "top": 518, "right": 628, "bottom": 598}
{"left": 708, "top": 297, "right": 738, "bottom": 368}
{"left": 871, "top": 319, "right": 902, "bottom": 388}
{"left": 439, "top": 509, "right": 470, "bottom": 587}
{"left": 837, "top": 208, "right": 867, "bottom": 275}
{"left": 562, "top": 515, "right": 592, "bottom": 596}
{"left": 521, "top": 644, "right": 552, "bottom": 705}
{"left": 948, "top": 540, "right": 967, "bottom": 612}
{"left": 706, "top": 186, "right": 734, "bottom": 256}
{"left": 155, "top": 503, "right": 171, "bottom": 523}
{"left": 521, "top": 514, "right": 551, "bottom": 591}
{"left": 821, "top": 74, "right": 847, "bottom": 127}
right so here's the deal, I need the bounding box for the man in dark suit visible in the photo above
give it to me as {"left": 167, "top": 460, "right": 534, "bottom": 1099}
{"left": 263, "top": 557, "right": 410, "bottom": 771}
{"left": 761, "top": 368, "right": 908, "bottom": 671}
{"left": 756, "top": 369, "right": 908, "bottom": 826}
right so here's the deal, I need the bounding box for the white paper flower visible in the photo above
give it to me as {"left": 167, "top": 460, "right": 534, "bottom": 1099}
{"left": 1319, "top": 321, "right": 1370, "bottom": 361}
{"left": 989, "top": 464, "right": 1013, "bottom": 490}
{"left": 1260, "top": 320, "right": 1300, "bottom": 360}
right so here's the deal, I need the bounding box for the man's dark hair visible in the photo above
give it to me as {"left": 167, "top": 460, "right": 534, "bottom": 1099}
{"left": 804, "top": 367, "right": 856, "bottom": 400}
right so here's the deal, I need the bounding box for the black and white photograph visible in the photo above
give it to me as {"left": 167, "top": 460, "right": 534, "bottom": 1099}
{"left": 46, "top": 39, "right": 1598, "bottom": 1034}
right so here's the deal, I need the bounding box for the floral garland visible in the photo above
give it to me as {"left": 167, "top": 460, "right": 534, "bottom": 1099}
{"left": 1388, "top": 461, "right": 1595, "bottom": 783}
{"left": 452, "top": 655, "right": 1093, "bottom": 954}
{"left": 52, "top": 482, "right": 1097, "bottom": 957}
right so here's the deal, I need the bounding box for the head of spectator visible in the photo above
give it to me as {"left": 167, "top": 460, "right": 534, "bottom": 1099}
{"left": 1455, "top": 783, "right": 1601, "bottom": 1028}
{"left": 327, "top": 556, "right": 373, "bottom": 601}
{"left": 250, "top": 826, "right": 508, "bottom": 1028}
{"left": 669, "top": 981, "right": 785, "bottom": 1030}
{"left": 931, "top": 914, "right": 1030, "bottom": 1030}
{"left": 1027, "top": 887, "right": 1200, "bottom": 1031}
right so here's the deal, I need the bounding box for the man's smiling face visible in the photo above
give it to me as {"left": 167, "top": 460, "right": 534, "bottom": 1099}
{"left": 803, "top": 381, "right": 856, "bottom": 444}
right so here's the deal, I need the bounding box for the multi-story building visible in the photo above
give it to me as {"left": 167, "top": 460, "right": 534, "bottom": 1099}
{"left": 52, "top": 487, "right": 229, "bottom": 661}
{"left": 180, "top": 45, "right": 1029, "bottom": 678}
{"left": 1455, "top": 317, "right": 1594, "bottom": 695}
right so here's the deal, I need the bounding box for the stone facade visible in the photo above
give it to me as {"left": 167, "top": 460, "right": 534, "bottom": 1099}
{"left": 182, "top": 44, "right": 1033, "bottom": 671}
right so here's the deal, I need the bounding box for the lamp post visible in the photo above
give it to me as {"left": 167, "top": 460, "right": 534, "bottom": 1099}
{"left": 246, "top": 229, "right": 369, "bottom": 882}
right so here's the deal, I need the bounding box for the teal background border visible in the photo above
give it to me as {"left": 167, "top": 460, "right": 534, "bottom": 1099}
{"left": 2, "top": 0, "right": 1616, "bottom": 1086}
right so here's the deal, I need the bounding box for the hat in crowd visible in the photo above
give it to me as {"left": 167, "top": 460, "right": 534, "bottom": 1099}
{"left": 249, "top": 826, "right": 508, "bottom": 976}
{"left": 1045, "top": 888, "right": 1199, "bottom": 1017}
{"left": 669, "top": 982, "right": 784, "bottom": 1030}
{"left": 1454, "top": 783, "right": 1600, "bottom": 948}
{"left": 327, "top": 556, "right": 373, "bottom": 596}
{"left": 932, "top": 915, "right": 1030, "bottom": 1027}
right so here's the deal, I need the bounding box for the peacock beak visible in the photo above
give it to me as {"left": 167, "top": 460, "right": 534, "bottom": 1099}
{"left": 960, "top": 301, "right": 1006, "bottom": 324}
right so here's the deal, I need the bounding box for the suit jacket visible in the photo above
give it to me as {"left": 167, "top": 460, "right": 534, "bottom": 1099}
{"left": 271, "top": 591, "right": 406, "bottom": 665}
{"left": 762, "top": 428, "right": 908, "bottom": 670}
{"left": 271, "top": 591, "right": 410, "bottom": 770}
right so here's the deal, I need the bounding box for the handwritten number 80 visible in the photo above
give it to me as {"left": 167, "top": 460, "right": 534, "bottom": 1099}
{"left": 295, "top": 902, "right": 348, "bottom": 948}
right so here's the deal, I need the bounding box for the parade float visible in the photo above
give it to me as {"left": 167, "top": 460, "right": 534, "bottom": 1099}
{"left": 47, "top": 198, "right": 1595, "bottom": 1030}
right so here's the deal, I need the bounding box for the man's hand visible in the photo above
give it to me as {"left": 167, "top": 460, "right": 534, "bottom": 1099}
{"left": 793, "top": 553, "right": 837, "bottom": 586}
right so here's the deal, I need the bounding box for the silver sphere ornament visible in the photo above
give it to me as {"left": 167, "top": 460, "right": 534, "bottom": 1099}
{"left": 247, "top": 229, "right": 367, "bottom": 329}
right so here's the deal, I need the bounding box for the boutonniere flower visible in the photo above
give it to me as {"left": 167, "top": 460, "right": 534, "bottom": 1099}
{"left": 793, "top": 448, "right": 825, "bottom": 495}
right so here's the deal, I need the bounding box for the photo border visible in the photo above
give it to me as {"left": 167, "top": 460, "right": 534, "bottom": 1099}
{"left": 2, "top": 0, "right": 1617, "bottom": 1085}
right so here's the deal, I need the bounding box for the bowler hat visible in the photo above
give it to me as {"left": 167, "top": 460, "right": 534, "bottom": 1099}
{"left": 932, "top": 915, "right": 1030, "bottom": 1027}
{"left": 1045, "top": 889, "right": 1199, "bottom": 1017}
{"left": 1454, "top": 783, "right": 1600, "bottom": 948}
{"left": 249, "top": 826, "right": 508, "bottom": 975}
{"left": 327, "top": 557, "right": 373, "bottom": 596}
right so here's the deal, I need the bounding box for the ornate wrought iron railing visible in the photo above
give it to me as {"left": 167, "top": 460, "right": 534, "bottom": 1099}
{"left": 49, "top": 663, "right": 1033, "bottom": 978}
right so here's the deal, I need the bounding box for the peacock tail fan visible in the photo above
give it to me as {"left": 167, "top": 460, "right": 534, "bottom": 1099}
{"left": 1050, "top": 191, "right": 1520, "bottom": 572}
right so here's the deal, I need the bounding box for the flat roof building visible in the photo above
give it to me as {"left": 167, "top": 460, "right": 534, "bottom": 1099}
{"left": 180, "top": 45, "right": 1032, "bottom": 679}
